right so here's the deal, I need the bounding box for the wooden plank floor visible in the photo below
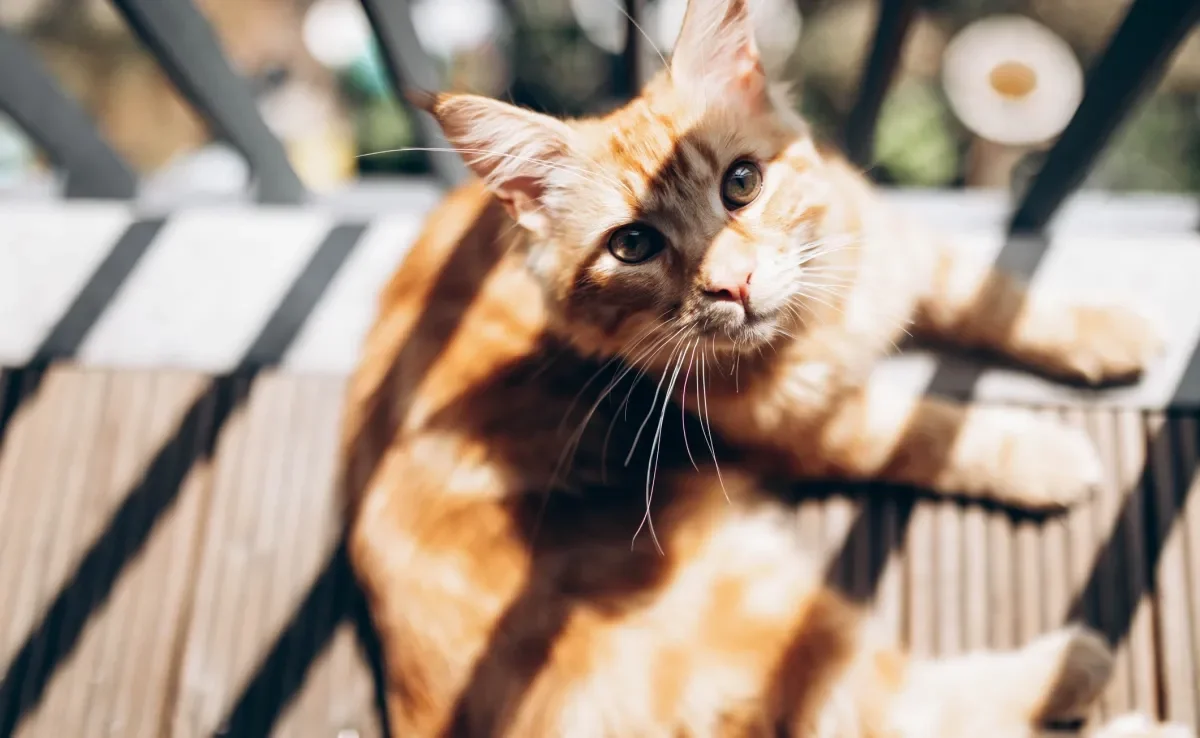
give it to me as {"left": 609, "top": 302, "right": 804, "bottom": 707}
{"left": 0, "top": 365, "right": 1197, "bottom": 737}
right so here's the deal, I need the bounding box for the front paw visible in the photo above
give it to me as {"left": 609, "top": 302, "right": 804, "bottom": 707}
{"left": 1089, "top": 713, "right": 1195, "bottom": 738}
{"left": 1055, "top": 304, "right": 1163, "bottom": 386}
{"left": 953, "top": 410, "right": 1104, "bottom": 511}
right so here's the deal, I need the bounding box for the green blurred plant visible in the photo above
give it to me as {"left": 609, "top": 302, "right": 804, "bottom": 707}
{"left": 874, "top": 79, "right": 961, "bottom": 187}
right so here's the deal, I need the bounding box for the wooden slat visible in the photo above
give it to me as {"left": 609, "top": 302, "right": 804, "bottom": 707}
{"left": 906, "top": 500, "right": 937, "bottom": 655}
{"left": 170, "top": 374, "right": 382, "bottom": 738}
{"left": 1181, "top": 416, "right": 1200, "bottom": 724}
{"left": 1148, "top": 412, "right": 1198, "bottom": 725}
{"left": 171, "top": 375, "right": 275, "bottom": 737}
{"left": 1065, "top": 408, "right": 1106, "bottom": 725}
{"left": 76, "top": 372, "right": 213, "bottom": 738}
{"left": 0, "top": 368, "right": 94, "bottom": 675}
{"left": 1116, "top": 410, "right": 1157, "bottom": 715}
{"left": 960, "top": 496, "right": 988, "bottom": 652}
{"left": 4, "top": 369, "right": 213, "bottom": 738}
{"left": 1039, "top": 410, "right": 1071, "bottom": 632}
{"left": 936, "top": 500, "right": 963, "bottom": 657}
{"left": 1089, "top": 411, "right": 1133, "bottom": 716}
{"left": 822, "top": 493, "right": 857, "bottom": 591}
{"left": 874, "top": 499, "right": 907, "bottom": 644}
{"left": 986, "top": 486, "right": 1016, "bottom": 651}
{"left": 45, "top": 372, "right": 154, "bottom": 738}
{"left": 19, "top": 370, "right": 114, "bottom": 738}
{"left": 274, "top": 378, "right": 382, "bottom": 738}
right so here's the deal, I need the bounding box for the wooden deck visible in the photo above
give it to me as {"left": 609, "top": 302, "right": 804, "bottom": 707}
{"left": 0, "top": 365, "right": 1198, "bottom": 737}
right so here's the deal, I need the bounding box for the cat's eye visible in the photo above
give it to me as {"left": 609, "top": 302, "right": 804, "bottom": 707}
{"left": 720, "top": 160, "right": 763, "bottom": 210}
{"left": 607, "top": 223, "right": 666, "bottom": 264}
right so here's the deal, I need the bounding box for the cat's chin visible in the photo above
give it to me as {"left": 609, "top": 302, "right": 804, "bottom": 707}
{"left": 699, "top": 314, "right": 787, "bottom": 354}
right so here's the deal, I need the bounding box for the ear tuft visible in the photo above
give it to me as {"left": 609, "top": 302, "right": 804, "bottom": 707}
{"left": 670, "top": 0, "right": 768, "bottom": 108}
{"left": 422, "top": 93, "right": 578, "bottom": 236}
{"left": 404, "top": 87, "right": 439, "bottom": 115}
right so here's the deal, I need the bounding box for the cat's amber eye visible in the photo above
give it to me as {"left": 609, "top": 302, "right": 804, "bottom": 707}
{"left": 720, "top": 160, "right": 763, "bottom": 210}
{"left": 607, "top": 223, "right": 666, "bottom": 264}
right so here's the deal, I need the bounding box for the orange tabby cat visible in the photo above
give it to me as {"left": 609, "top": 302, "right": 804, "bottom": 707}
{"left": 340, "top": 0, "right": 1177, "bottom": 735}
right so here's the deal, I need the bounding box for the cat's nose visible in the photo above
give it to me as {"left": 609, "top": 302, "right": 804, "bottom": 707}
{"left": 703, "top": 271, "right": 754, "bottom": 308}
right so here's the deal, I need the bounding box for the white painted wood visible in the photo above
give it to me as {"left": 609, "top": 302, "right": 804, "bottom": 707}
{"left": 0, "top": 201, "right": 133, "bottom": 364}
{"left": 282, "top": 215, "right": 423, "bottom": 374}
{"left": 77, "top": 206, "right": 332, "bottom": 371}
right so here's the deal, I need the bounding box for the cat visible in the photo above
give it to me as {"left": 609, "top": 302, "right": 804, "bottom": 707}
{"left": 338, "top": 0, "right": 1177, "bottom": 735}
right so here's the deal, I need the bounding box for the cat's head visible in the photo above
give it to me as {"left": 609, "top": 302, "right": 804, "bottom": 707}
{"left": 422, "top": 0, "right": 842, "bottom": 366}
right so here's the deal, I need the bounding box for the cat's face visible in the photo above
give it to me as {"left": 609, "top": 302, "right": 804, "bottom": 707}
{"left": 428, "top": 0, "right": 839, "bottom": 365}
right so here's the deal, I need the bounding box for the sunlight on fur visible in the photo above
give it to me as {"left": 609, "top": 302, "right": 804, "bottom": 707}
{"left": 338, "top": 0, "right": 1178, "bottom": 735}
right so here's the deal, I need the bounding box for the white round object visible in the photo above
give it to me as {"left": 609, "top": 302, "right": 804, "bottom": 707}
{"left": 145, "top": 143, "right": 250, "bottom": 196}
{"left": 303, "top": 0, "right": 374, "bottom": 70}
{"left": 942, "top": 15, "right": 1084, "bottom": 146}
{"left": 411, "top": 0, "right": 506, "bottom": 60}
{"left": 570, "top": 0, "right": 626, "bottom": 55}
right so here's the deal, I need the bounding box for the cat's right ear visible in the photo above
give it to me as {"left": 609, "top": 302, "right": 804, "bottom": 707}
{"left": 413, "top": 91, "right": 575, "bottom": 237}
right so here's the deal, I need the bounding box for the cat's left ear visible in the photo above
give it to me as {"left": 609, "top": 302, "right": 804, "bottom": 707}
{"left": 670, "top": 0, "right": 768, "bottom": 110}
{"left": 415, "top": 91, "right": 576, "bottom": 236}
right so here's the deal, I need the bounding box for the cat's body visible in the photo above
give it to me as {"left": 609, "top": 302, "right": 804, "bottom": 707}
{"left": 340, "top": 1, "right": 1179, "bottom": 735}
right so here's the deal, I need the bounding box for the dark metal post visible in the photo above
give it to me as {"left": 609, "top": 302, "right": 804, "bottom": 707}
{"left": 358, "top": 0, "right": 468, "bottom": 186}
{"left": 0, "top": 29, "right": 137, "bottom": 199}
{"left": 1008, "top": 0, "right": 1200, "bottom": 234}
{"left": 618, "top": 0, "right": 647, "bottom": 98}
{"left": 108, "top": 0, "right": 306, "bottom": 204}
{"left": 842, "top": 0, "right": 919, "bottom": 168}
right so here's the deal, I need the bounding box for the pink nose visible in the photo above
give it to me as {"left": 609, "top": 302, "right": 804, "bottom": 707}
{"left": 703, "top": 271, "right": 753, "bottom": 307}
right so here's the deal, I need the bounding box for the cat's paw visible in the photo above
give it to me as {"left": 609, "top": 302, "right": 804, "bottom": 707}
{"left": 1055, "top": 304, "right": 1163, "bottom": 386}
{"left": 960, "top": 410, "right": 1103, "bottom": 510}
{"left": 1089, "top": 713, "right": 1195, "bottom": 738}
{"left": 1026, "top": 626, "right": 1114, "bottom": 722}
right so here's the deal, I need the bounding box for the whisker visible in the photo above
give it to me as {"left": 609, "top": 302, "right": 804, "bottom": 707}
{"left": 625, "top": 330, "right": 689, "bottom": 467}
{"left": 698, "top": 344, "right": 727, "bottom": 501}
{"left": 553, "top": 318, "right": 680, "bottom": 486}
{"left": 679, "top": 340, "right": 700, "bottom": 472}
{"left": 632, "top": 335, "right": 688, "bottom": 554}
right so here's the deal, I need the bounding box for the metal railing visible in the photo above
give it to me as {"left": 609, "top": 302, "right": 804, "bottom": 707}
{"left": 0, "top": 0, "right": 1197, "bottom": 229}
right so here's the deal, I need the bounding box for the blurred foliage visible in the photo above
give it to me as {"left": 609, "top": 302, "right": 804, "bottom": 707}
{"left": 1089, "top": 93, "right": 1200, "bottom": 192}
{"left": 4, "top": 0, "right": 1199, "bottom": 192}
{"left": 874, "top": 80, "right": 960, "bottom": 187}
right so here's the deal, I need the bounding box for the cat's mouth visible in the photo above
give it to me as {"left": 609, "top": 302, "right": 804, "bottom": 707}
{"left": 694, "top": 307, "right": 781, "bottom": 351}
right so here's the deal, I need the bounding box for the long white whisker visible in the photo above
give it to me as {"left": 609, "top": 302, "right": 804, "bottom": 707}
{"left": 698, "top": 342, "right": 727, "bottom": 500}
{"left": 679, "top": 340, "right": 700, "bottom": 472}
{"left": 625, "top": 331, "right": 688, "bottom": 467}
{"left": 552, "top": 317, "right": 680, "bottom": 486}
{"left": 632, "top": 336, "right": 688, "bottom": 554}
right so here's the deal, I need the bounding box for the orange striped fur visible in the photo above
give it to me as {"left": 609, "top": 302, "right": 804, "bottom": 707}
{"left": 339, "top": 1, "right": 1177, "bottom": 736}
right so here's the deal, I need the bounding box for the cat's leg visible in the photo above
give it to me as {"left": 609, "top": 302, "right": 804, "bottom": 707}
{"left": 884, "top": 626, "right": 1114, "bottom": 738}
{"left": 884, "top": 625, "right": 1195, "bottom": 738}
{"left": 1085, "top": 714, "right": 1196, "bottom": 738}
{"left": 913, "top": 241, "right": 1161, "bottom": 386}
{"left": 804, "top": 375, "right": 1103, "bottom": 508}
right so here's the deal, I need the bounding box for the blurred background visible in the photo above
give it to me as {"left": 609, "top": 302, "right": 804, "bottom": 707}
{"left": 1, "top": 0, "right": 1198, "bottom": 196}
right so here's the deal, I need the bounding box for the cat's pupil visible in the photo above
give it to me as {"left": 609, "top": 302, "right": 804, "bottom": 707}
{"left": 721, "top": 161, "right": 763, "bottom": 209}
{"left": 607, "top": 224, "right": 664, "bottom": 264}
